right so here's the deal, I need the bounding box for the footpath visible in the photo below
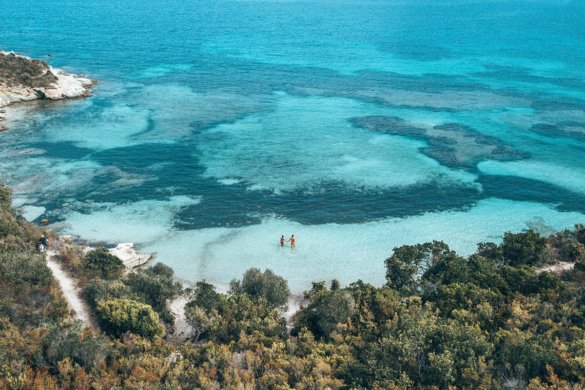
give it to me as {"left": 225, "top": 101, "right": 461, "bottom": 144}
{"left": 46, "top": 249, "right": 94, "bottom": 328}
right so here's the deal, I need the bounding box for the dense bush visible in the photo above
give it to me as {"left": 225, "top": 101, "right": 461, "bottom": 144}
{"left": 0, "top": 183, "right": 67, "bottom": 328}
{"left": 385, "top": 240, "right": 454, "bottom": 293}
{"left": 292, "top": 281, "right": 355, "bottom": 339}
{"left": 96, "top": 298, "right": 164, "bottom": 339}
{"left": 37, "top": 321, "right": 110, "bottom": 373}
{"left": 82, "top": 278, "right": 136, "bottom": 309}
{"left": 501, "top": 230, "right": 547, "bottom": 266}
{"left": 186, "top": 275, "right": 288, "bottom": 343}
{"left": 229, "top": 267, "right": 290, "bottom": 308}
{"left": 82, "top": 248, "right": 125, "bottom": 279}
{"left": 0, "top": 52, "right": 58, "bottom": 88}
{"left": 3, "top": 177, "right": 585, "bottom": 388}
{"left": 124, "top": 262, "right": 182, "bottom": 322}
{"left": 189, "top": 280, "right": 222, "bottom": 312}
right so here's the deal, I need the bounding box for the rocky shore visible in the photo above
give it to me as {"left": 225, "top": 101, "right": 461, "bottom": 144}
{"left": 0, "top": 50, "right": 95, "bottom": 130}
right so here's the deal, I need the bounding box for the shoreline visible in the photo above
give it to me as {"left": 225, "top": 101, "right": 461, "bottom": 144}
{"left": 0, "top": 50, "right": 96, "bottom": 132}
{"left": 49, "top": 231, "right": 305, "bottom": 341}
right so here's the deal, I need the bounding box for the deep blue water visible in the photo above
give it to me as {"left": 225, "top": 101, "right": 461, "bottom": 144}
{"left": 1, "top": 0, "right": 585, "bottom": 290}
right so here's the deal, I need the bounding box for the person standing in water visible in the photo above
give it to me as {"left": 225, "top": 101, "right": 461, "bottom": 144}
{"left": 280, "top": 235, "right": 286, "bottom": 247}
{"left": 289, "top": 234, "right": 296, "bottom": 249}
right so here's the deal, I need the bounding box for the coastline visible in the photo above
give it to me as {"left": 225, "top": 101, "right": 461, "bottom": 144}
{"left": 0, "top": 50, "right": 95, "bottom": 131}
{"left": 48, "top": 231, "right": 304, "bottom": 341}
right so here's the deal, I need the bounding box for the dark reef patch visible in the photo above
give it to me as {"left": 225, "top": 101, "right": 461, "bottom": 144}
{"left": 350, "top": 116, "right": 527, "bottom": 169}
{"left": 529, "top": 122, "right": 585, "bottom": 141}
{"left": 475, "top": 64, "right": 585, "bottom": 90}
{"left": 27, "top": 141, "right": 93, "bottom": 160}
{"left": 479, "top": 174, "right": 585, "bottom": 214}
{"left": 91, "top": 143, "right": 198, "bottom": 173}
{"left": 185, "top": 56, "right": 500, "bottom": 106}
{"left": 173, "top": 180, "right": 482, "bottom": 229}
{"left": 531, "top": 97, "right": 585, "bottom": 112}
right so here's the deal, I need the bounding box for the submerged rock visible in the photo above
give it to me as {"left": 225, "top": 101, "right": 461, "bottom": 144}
{"left": 350, "top": 115, "right": 528, "bottom": 169}
{"left": 530, "top": 122, "right": 585, "bottom": 141}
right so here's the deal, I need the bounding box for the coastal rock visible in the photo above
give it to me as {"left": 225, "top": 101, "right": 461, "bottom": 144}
{"left": 0, "top": 50, "right": 95, "bottom": 129}
{"left": 109, "top": 243, "right": 154, "bottom": 270}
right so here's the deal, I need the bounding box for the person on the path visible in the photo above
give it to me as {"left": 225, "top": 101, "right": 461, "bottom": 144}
{"left": 280, "top": 235, "right": 286, "bottom": 247}
{"left": 289, "top": 234, "right": 296, "bottom": 249}
{"left": 38, "top": 234, "right": 48, "bottom": 253}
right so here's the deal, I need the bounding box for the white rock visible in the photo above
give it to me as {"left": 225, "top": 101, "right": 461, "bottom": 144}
{"left": 0, "top": 51, "right": 94, "bottom": 109}
{"left": 109, "top": 242, "right": 154, "bottom": 270}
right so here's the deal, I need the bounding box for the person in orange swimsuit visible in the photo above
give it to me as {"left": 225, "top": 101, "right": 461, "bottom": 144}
{"left": 280, "top": 235, "right": 286, "bottom": 247}
{"left": 289, "top": 234, "right": 296, "bottom": 249}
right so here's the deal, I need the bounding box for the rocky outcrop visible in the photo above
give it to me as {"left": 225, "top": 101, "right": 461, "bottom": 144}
{"left": 108, "top": 243, "right": 154, "bottom": 270}
{"left": 0, "top": 51, "right": 95, "bottom": 130}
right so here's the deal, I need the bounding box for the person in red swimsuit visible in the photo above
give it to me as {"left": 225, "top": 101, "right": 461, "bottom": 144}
{"left": 289, "top": 234, "right": 296, "bottom": 249}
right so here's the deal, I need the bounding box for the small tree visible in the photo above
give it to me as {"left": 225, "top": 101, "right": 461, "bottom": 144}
{"left": 293, "top": 282, "right": 355, "bottom": 339}
{"left": 189, "top": 280, "right": 222, "bottom": 312}
{"left": 124, "top": 263, "right": 182, "bottom": 316}
{"left": 501, "top": 230, "right": 547, "bottom": 266}
{"left": 230, "top": 268, "right": 290, "bottom": 308}
{"left": 96, "top": 298, "right": 164, "bottom": 339}
{"left": 385, "top": 241, "right": 453, "bottom": 293}
{"left": 82, "top": 248, "right": 125, "bottom": 279}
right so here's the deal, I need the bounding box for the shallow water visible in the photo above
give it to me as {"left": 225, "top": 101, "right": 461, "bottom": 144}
{"left": 1, "top": 0, "right": 585, "bottom": 291}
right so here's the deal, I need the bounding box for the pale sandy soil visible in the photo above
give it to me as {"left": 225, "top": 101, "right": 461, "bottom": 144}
{"left": 46, "top": 249, "right": 94, "bottom": 327}
{"left": 537, "top": 262, "right": 575, "bottom": 274}
{"left": 168, "top": 295, "right": 191, "bottom": 343}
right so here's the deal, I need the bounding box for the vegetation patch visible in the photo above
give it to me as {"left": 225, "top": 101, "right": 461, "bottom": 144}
{"left": 1, "top": 180, "right": 585, "bottom": 388}
{"left": 0, "top": 52, "right": 58, "bottom": 89}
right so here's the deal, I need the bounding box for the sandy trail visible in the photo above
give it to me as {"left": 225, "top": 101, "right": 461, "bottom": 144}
{"left": 537, "top": 262, "right": 575, "bottom": 274}
{"left": 168, "top": 295, "right": 191, "bottom": 343}
{"left": 46, "top": 249, "right": 93, "bottom": 327}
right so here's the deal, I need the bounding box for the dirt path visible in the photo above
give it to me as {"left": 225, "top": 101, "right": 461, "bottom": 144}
{"left": 168, "top": 295, "right": 191, "bottom": 343}
{"left": 46, "top": 249, "right": 93, "bottom": 327}
{"left": 537, "top": 262, "right": 575, "bottom": 274}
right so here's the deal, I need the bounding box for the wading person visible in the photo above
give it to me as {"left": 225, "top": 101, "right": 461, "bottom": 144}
{"left": 280, "top": 235, "right": 286, "bottom": 247}
{"left": 289, "top": 234, "right": 296, "bottom": 249}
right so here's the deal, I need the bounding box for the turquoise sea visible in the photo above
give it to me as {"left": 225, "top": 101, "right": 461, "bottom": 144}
{"left": 1, "top": 0, "right": 585, "bottom": 291}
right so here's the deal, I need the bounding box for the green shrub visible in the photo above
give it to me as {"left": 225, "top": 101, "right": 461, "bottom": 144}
{"left": 575, "top": 262, "right": 585, "bottom": 272}
{"left": 501, "top": 230, "right": 547, "bottom": 266}
{"left": 83, "top": 278, "right": 136, "bottom": 309}
{"left": 0, "top": 185, "right": 11, "bottom": 209}
{"left": 124, "top": 263, "right": 182, "bottom": 319}
{"left": 96, "top": 298, "right": 164, "bottom": 339}
{"left": 82, "top": 248, "right": 124, "bottom": 280}
{"left": 40, "top": 322, "right": 110, "bottom": 372}
{"left": 292, "top": 282, "right": 355, "bottom": 340}
{"left": 189, "top": 281, "right": 222, "bottom": 312}
{"left": 0, "top": 219, "right": 14, "bottom": 238}
{"left": 229, "top": 268, "right": 290, "bottom": 308}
